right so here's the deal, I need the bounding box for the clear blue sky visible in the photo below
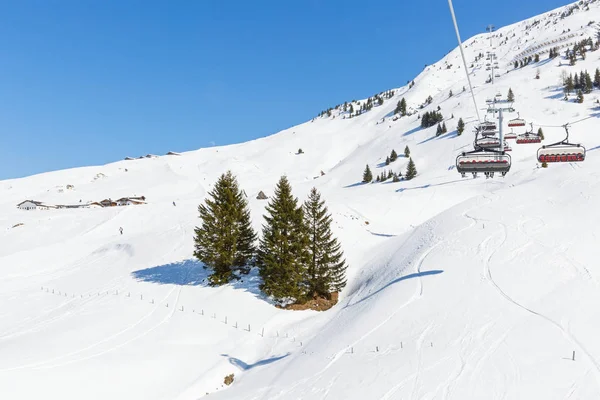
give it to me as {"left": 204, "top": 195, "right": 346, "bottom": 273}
{"left": 0, "top": 0, "right": 569, "bottom": 180}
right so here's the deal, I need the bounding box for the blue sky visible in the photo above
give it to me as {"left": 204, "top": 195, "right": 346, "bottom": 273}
{"left": 0, "top": 0, "right": 569, "bottom": 180}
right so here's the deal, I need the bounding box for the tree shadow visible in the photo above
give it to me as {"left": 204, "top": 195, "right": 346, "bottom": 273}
{"left": 131, "top": 259, "right": 209, "bottom": 286}
{"left": 221, "top": 353, "right": 291, "bottom": 371}
{"left": 403, "top": 125, "right": 422, "bottom": 136}
{"left": 395, "top": 178, "right": 465, "bottom": 192}
{"left": 346, "top": 270, "right": 443, "bottom": 307}
{"left": 131, "top": 261, "right": 266, "bottom": 300}
{"left": 417, "top": 130, "right": 458, "bottom": 145}
{"left": 343, "top": 181, "right": 368, "bottom": 188}
{"left": 367, "top": 230, "right": 397, "bottom": 238}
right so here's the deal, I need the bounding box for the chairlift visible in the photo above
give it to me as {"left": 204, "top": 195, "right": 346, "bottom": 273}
{"left": 456, "top": 148, "right": 511, "bottom": 178}
{"left": 504, "top": 129, "right": 518, "bottom": 140}
{"left": 508, "top": 113, "right": 526, "bottom": 127}
{"left": 537, "top": 125, "right": 585, "bottom": 163}
{"left": 516, "top": 123, "right": 542, "bottom": 144}
{"left": 516, "top": 133, "right": 542, "bottom": 144}
{"left": 475, "top": 136, "right": 503, "bottom": 149}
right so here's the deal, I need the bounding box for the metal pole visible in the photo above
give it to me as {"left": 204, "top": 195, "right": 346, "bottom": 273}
{"left": 499, "top": 108, "right": 504, "bottom": 152}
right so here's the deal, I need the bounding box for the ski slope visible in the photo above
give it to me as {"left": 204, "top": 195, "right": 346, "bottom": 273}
{"left": 2, "top": 1, "right": 600, "bottom": 398}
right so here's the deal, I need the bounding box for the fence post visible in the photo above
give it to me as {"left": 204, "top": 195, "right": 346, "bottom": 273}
{"left": 235, "top": 321, "right": 238, "bottom": 328}
{"left": 225, "top": 316, "right": 228, "bottom": 324}
{"left": 573, "top": 350, "right": 576, "bottom": 361}
{"left": 141, "top": 294, "right": 143, "bottom": 300}
{"left": 401, "top": 342, "right": 403, "bottom": 349}
{"left": 151, "top": 299, "right": 154, "bottom": 304}
{"left": 201, "top": 309, "right": 204, "bottom": 316}
{"left": 248, "top": 324, "right": 251, "bottom": 332}
{"left": 351, "top": 347, "right": 354, "bottom": 354}
{"left": 181, "top": 306, "right": 184, "bottom": 311}
{"left": 376, "top": 346, "right": 379, "bottom": 352}
{"left": 166, "top": 303, "right": 168, "bottom": 308}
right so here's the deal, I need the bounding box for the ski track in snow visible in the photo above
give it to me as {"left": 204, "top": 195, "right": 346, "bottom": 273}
{"left": 473, "top": 210, "right": 600, "bottom": 393}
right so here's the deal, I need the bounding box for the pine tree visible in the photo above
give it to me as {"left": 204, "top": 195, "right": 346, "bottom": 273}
{"left": 507, "top": 88, "right": 515, "bottom": 102}
{"left": 457, "top": 118, "right": 465, "bottom": 135}
{"left": 565, "top": 74, "right": 574, "bottom": 95}
{"left": 303, "top": 188, "right": 347, "bottom": 298}
{"left": 194, "top": 171, "right": 257, "bottom": 286}
{"left": 388, "top": 170, "right": 393, "bottom": 179}
{"left": 257, "top": 176, "right": 308, "bottom": 302}
{"left": 405, "top": 158, "right": 417, "bottom": 180}
{"left": 376, "top": 174, "right": 381, "bottom": 182}
{"left": 436, "top": 123, "right": 442, "bottom": 136}
{"left": 390, "top": 149, "right": 398, "bottom": 162}
{"left": 514, "top": 60, "right": 519, "bottom": 69}
{"left": 584, "top": 71, "right": 593, "bottom": 94}
{"left": 404, "top": 145, "right": 410, "bottom": 158}
{"left": 537, "top": 127, "right": 545, "bottom": 140}
{"left": 392, "top": 173, "right": 400, "bottom": 182}
{"left": 385, "top": 156, "right": 390, "bottom": 166}
{"left": 577, "top": 89, "right": 584, "bottom": 103}
{"left": 442, "top": 122, "right": 447, "bottom": 133}
{"left": 594, "top": 68, "right": 600, "bottom": 88}
{"left": 534, "top": 54, "right": 540, "bottom": 62}
{"left": 362, "top": 165, "right": 373, "bottom": 183}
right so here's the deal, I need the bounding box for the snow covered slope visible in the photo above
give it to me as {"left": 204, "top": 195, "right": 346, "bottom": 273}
{"left": 2, "top": 1, "right": 600, "bottom": 398}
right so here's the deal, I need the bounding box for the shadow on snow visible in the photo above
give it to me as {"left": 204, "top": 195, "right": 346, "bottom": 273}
{"left": 222, "top": 353, "right": 291, "bottom": 371}
{"left": 347, "top": 270, "right": 444, "bottom": 308}
{"left": 131, "top": 260, "right": 267, "bottom": 301}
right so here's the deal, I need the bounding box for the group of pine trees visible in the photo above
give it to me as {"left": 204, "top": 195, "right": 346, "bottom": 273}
{"left": 421, "top": 110, "right": 444, "bottom": 128}
{"left": 548, "top": 46, "right": 561, "bottom": 59}
{"left": 362, "top": 146, "right": 416, "bottom": 183}
{"left": 318, "top": 90, "right": 397, "bottom": 120}
{"left": 394, "top": 98, "right": 407, "bottom": 116}
{"left": 194, "top": 171, "right": 347, "bottom": 304}
{"left": 563, "top": 68, "right": 600, "bottom": 103}
{"left": 385, "top": 149, "right": 399, "bottom": 165}
{"left": 436, "top": 122, "right": 448, "bottom": 136}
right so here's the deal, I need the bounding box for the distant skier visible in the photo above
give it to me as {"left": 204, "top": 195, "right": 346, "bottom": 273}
{"left": 119, "top": 227, "right": 123, "bottom": 235}
{"left": 173, "top": 201, "right": 176, "bottom": 206}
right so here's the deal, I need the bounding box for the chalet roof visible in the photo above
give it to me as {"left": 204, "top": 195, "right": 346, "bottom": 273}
{"left": 17, "top": 200, "right": 44, "bottom": 206}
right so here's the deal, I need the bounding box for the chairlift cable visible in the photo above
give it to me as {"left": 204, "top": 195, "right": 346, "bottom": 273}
{"left": 447, "top": 0, "right": 481, "bottom": 124}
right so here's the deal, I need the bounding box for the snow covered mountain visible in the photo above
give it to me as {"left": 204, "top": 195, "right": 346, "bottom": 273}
{"left": 2, "top": 1, "right": 600, "bottom": 399}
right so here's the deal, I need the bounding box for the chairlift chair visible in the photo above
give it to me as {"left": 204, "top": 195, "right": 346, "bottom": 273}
{"left": 537, "top": 125, "right": 585, "bottom": 163}
{"left": 504, "top": 129, "right": 518, "bottom": 140}
{"left": 508, "top": 113, "right": 526, "bottom": 127}
{"left": 516, "top": 123, "right": 542, "bottom": 144}
{"left": 475, "top": 136, "right": 502, "bottom": 149}
{"left": 456, "top": 148, "right": 511, "bottom": 178}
